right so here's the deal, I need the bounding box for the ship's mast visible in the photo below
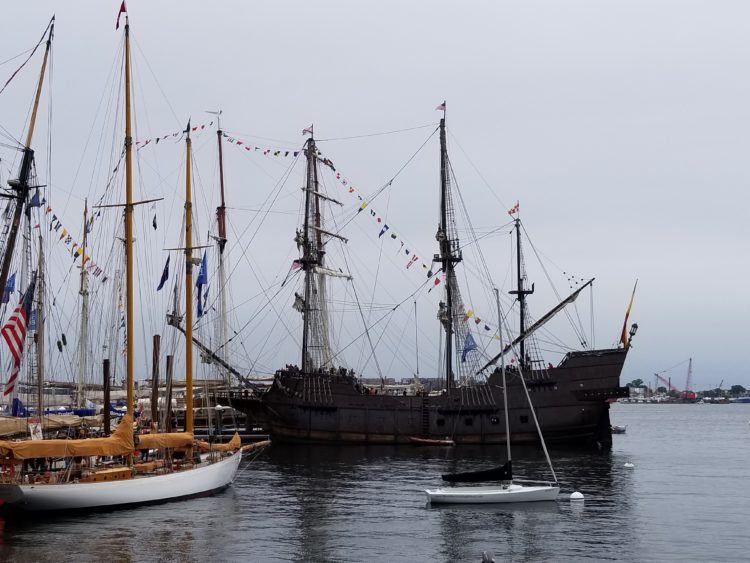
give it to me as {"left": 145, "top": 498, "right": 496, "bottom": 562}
{"left": 313, "top": 142, "right": 332, "bottom": 369}
{"left": 300, "top": 137, "right": 315, "bottom": 374}
{"left": 76, "top": 200, "right": 89, "bottom": 407}
{"left": 123, "top": 20, "right": 135, "bottom": 418}
{"left": 434, "top": 114, "right": 461, "bottom": 392}
{"left": 184, "top": 123, "right": 195, "bottom": 433}
{"left": 299, "top": 131, "right": 334, "bottom": 372}
{"left": 36, "top": 234, "right": 44, "bottom": 423}
{"left": 213, "top": 113, "right": 230, "bottom": 385}
{"left": 509, "top": 218, "right": 533, "bottom": 368}
{"left": 0, "top": 18, "right": 54, "bottom": 302}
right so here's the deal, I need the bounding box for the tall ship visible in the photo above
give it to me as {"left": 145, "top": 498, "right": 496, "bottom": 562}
{"left": 221, "top": 110, "right": 635, "bottom": 448}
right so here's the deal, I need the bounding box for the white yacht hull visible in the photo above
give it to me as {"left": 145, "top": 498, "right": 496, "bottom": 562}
{"left": 0, "top": 450, "right": 241, "bottom": 512}
{"left": 425, "top": 483, "right": 559, "bottom": 504}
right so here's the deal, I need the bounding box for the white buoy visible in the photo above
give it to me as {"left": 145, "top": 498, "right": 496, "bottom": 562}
{"left": 624, "top": 462, "right": 635, "bottom": 468}
{"left": 570, "top": 491, "right": 584, "bottom": 501}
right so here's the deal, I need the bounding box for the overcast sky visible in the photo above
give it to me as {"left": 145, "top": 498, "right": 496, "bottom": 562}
{"left": 1, "top": 1, "right": 748, "bottom": 390}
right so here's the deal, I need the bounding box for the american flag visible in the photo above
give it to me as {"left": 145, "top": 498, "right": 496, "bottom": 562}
{"left": 507, "top": 201, "right": 520, "bottom": 216}
{"left": 2, "top": 274, "right": 36, "bottom": 396}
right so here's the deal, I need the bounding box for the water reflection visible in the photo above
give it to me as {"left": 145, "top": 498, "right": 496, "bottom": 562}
{"left": 4, "top": 408, "right": 717, "bottom": 562}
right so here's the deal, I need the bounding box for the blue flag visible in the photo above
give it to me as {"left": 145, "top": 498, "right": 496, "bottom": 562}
{"left": 156, "top": 255, "right": 170, "bottom": 291}
{"left": 2, "top": 272, "right": 16, "bottom": 304}
{"left": 461, "top": 333, "right": 477, "bottom": 363}
{"left": 28, "top": 189, "right": 44, "bottom": 208}
{"left": 196, "top": 252, "right": 207, "bottom": 317}
{"left": 196, "top": 252, "right": 208, "bottom": 286}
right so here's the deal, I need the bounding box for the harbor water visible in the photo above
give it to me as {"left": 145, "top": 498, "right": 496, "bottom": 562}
{"left": 0, "top": 403, "right": 748, "bottom": 561}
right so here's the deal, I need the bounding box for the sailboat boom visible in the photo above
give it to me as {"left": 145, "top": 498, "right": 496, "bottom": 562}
{"left": 476, "top": 278, "right": 595, "bottom": 375}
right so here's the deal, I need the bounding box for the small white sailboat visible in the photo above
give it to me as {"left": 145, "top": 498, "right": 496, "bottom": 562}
{"left": 424, "top": 483, "right": 559, "bottom": 504}
{"left": 425, "top": 289, "right": 559, "bottom": 505}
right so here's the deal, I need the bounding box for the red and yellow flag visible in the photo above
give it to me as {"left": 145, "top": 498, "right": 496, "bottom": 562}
{"left": 620, "top": 280, "right": 638, "bottom": 347}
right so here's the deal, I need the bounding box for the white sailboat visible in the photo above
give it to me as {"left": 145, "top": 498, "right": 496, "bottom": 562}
{"left": 0, "top": 12, "right": 246, "bottom": 512}
{"left": 0, "top": 417, "right": 241, "bottom": 511}
{"left": 424, "top": 289, "right": 559, "bottom": 504}
{"left": 424, "top": 483, "right": 558, "bottom": 504}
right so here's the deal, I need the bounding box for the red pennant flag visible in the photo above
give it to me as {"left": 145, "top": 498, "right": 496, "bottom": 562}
{"left": 116, "top": 1, "right": 127, "bottom": 30}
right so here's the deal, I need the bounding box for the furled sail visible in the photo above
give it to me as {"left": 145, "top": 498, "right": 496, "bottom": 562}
{"left": 0, "top": 414, "right": 134, "bottom": 461}
{"left": 195, "top": 432, "right": 241, "bottom": 452}
{"left": 137, "top": 431, "right": 193, "bottom": 450}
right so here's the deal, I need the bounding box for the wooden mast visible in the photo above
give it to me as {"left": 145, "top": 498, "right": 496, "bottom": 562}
{"left": 124, "top": 19, "right": 134, "bottom": 418}
{"left": 184, "top": 123, "right": 194, "bottom": 434}
{"left": 214, "top": 113, "right": 230, "bottom": 385}
{"left": 215, "top": 113, "right": 227, "bottom": 252}
{"left": 36, "top": 234, "right": 45, "bottom": 426}
{"left": 76, "top": 200, "right": 89, "bottom": 407}
{"left": 0, "top": 18, "right": 54, "bottom": 304}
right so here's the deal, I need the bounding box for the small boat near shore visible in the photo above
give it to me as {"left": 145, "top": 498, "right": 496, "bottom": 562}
{"left": 408, "top": 436, "right": 455, "bottom": 447}
{"left": 612, "top": 425, "right": 627, "bottom": 434}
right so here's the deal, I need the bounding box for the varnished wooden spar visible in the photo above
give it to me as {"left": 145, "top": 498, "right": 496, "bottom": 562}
{"left": 241, "top": 439, "right": 271, "bottom": 453}
{"left": 124, "top": 20, "right": 134, "bottom": 419}
{"left": 36, "top": 234, "right": 45, "bottom": 428}
{"left": 184, "top": 123, "right": 195, "bottom": 434}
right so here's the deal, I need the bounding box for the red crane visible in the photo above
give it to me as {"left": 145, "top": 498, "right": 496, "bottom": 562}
{"left": 654, "top": 373, "right": 679, "bottom": 394}
{"left": 654, "top": 358, "right": 696, "bottom": 400}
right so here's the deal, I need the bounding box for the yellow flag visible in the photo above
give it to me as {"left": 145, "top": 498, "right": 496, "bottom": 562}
{"left": 620, "top": 280, "right": 638, "bottom": 347}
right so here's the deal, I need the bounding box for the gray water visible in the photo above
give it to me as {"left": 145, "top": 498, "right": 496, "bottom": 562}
{"left": 1, "top": 403, "right": 748, "bottom": 562}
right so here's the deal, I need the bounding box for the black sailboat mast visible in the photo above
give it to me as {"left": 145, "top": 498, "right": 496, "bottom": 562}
{"left": 435, "top": 112, "right": 460, "bottom": 392}
{"left": 0, "top": 18, "right": 54, "bottom": 299}
{"left": 509, "top": 218, "right": 533, "bottom": 368}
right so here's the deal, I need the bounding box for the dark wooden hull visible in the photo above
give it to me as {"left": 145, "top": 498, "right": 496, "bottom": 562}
{"left": 219, "top": 348, "right": 629, "bottom": 448}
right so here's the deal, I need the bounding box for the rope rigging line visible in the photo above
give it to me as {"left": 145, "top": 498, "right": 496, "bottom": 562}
{"left": 520, "top": 222, "right": 589, "bottom": 348}
{"left": 316, "top": 122, "right": 438, "bottom": 142}
{"left": 194, "top": 153, "right": 302, "bottom": 334}
{"left": 329, "top": 125, "right": 439, "bottom": 237}
{"left": 0, "top": 16, "right": 54, "bottom": 98}
{"left": 322, "top": 271, "right": 437, "bottom": 369}
{"left": 328, "top": 195, "right": 384, "bottom": 379}
{"left": 446, "top": 129, "right": 510, "bottom": 213}
{"left": 0, "top": 48, "right": 34, "bottom": 68}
